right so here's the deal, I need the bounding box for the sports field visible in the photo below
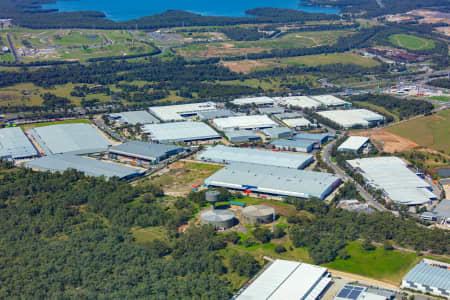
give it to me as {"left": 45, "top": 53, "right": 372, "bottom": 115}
{"left": 387, "top": 109, "right": 450, "bottom": 154}
{"left": 389, "top": 34, "right": 435, "bottom": 51}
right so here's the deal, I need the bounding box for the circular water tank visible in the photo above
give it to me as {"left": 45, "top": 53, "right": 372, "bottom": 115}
{"left": 200, "top": 209, "right": 235, "bottom": 229}
{"left": 242, "top": 205, "right": 275, "bottom": 225}
{"left": 205, "top": 190, "right": 221, "bottom": 203}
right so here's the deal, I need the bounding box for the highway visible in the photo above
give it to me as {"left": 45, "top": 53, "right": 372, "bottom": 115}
{"left": 321, "top": 138, "right": 388, "bottom": 212}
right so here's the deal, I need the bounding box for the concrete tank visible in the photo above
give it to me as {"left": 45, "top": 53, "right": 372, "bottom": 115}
{"left": 200, "top": 209, "right": 235, "bottom": 229}
{"left": 242, "top": 205, "right": 275, "bottom": 225}
{"left": 206, "top": 190, "right": 221, "bottom": 209}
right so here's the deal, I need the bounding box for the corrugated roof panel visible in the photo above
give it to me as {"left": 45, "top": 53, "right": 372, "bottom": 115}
{"left": 0, "top": 127, "right": 37, "bottom": 159}
{"left": 403, "top": 262, "right": 450, "bottom": 290}
{"left": 142, "top": 121, "right": 220, "bottom": 143}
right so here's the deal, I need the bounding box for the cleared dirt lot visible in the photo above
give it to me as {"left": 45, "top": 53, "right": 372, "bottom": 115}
{"left": 351, "top": 129, "right": 419, "bottom": 152}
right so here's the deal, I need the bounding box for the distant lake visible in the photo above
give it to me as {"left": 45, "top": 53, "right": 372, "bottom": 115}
{"left": 43, "top": 0, "right": 339, "bottom": 22}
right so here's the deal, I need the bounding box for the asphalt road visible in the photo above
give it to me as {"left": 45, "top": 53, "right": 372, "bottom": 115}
{"left": 321, "top": 138, "right": 388, "bottom": 212}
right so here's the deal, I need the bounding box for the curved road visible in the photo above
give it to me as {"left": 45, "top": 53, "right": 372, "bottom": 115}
{"left": 321, "top": 139, "right": 387, "bottom": 212}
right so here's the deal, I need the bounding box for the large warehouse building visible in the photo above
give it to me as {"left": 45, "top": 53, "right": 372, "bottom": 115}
{"left": 279, "top": 96, "right": 323, "bottom": 109}
{"left": 282, "top": 117, "right": 312, "bottom": 128}
{"left": 198, "top": 145, "right": 314, "bottom": 169}
{"left": 231, "top": 96, "right": 274, "bottom": 106}
{"left": 270, "top": 139, "right": 315, "bottom": 153}
{"left": 338, "top": 136, "right": 369, "bottom": 152}
{"left": 236, "top": 259, "right": 331, "bottom": 300}
{"left": 212, "top": 115, "right": 278, "bottom": 131}
{"left": 347, "top": 157, "right": 436, "bottom": 205}
{"left": 142, "top": 121, "right": 221, "bottom": 143}
{"left": 311, "top": 95, "right": 350, "bottom": 107}
{"left": 317, "top": 109, "right": 384, "bottom": 128}
{"left": 0, "top": 127, "right": 38, "bottom": 160}
{"left": 225, "top": 130, "right": 261, "bottom": 143}
{"left": 401, "top": 259, "right": 450, "bottom": 298}
{"left": 24, "top": 154, "right": 145, "bottom": 179}
{"left": 108, "top": 141, "right": 184, "bottom": 164}
{"left": 28, "top": 123, "right": 110, "bottom": 155}
{"left": 149, "top": 102, "right": 217, "bottom": 121}
{"left": 205, "top": 162, "right": 341, "bottom": 199}
{"left": 108, "top": 110, "right": 160, "bottom": 125}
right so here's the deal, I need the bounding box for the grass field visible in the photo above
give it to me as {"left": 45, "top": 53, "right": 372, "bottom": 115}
{"left": 429, "top": 96, "right": 450, "bottom": 102}
{"left": 20, "top": 119, "right": 91, "bottom": 129}
{"left": 177, "top": 30, "right": 352, "bottom": 58}
{"left": 143, "top": 161, "right": 223, "bottom": 195}
{"left": 387, "top": 109, "right": 450, "bottom": 154}
{"left": 325, "top": 242, "right": 419, "bottom": 283}
{"left": 389, "top": 34, "right": 435, "bottom": 51}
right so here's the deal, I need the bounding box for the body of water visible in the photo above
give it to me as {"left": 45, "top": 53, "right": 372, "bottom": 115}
{"left": 438, "top": 168, "right": 450, "bottom": 178}
{"left": 43, "top": 0, "right": 339, "bottom": 22}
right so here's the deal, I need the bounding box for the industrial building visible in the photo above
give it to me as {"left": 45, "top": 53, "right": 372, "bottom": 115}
{"left": 274, "top": 112, "right": 304, "bottom": 119}
{"left": 280, "top": 96, "right": 323, "bottom": 109}
{"left": 338, "top": 136, "right": 369, "bottom": 152}
{"left": 401, "top": 259, "right": 450, "bottom": 298}
{"left": 24, "top": 154, "right": 145, "bottom": 180}
{"left": 270, "top": 139, "right": 315, "bottom": 153}
{"left": 282, "top": 117, "right": 312, "bottom": 128}
{"left": 311, "top": 95, "right": 350, "bottom": 107}
{"left": 236, "top": 259, "right": 331, "bottom": 300}
{"left": 197, "top": 109, "right": 235, "bottom": 120}
{"left": 225, "top": 130, "right": 261, "bottom": 143}
{"left": 108, "top": 110, "right": 160, "bottom": 125}
{"left": 334, "top": 285, "right": 395, "bottom": 300}
{"left": 28, "top": 123, "right": 110, "bottom": 155}
{"left": 347, "top": 157, "right": 436, "bottom": 205}
{"left": 200, "top": 209, "right": 235, "bottom": 229}
{"left": 258, "top": 107, "right": 285, "bottom": 115}
{"left": 198, "top": 145, "right": 314, "bottom": 169}
{"left": 213, "top": 115, "right": 278, "bottom": 131}
{"left": 0, "top": 127, "right": 38, "bottom": 160}
{"left": 317, "top": 109, "right": 385, "bottom": 128}
{"left": 293, "top": 132, "right": 330, "bottom": 145}
{"left": 108, "top": 141, "right": 184, "bottom": 164}
{"left": 142, "top": 121, "right": 221, "bottom": 143}
{"left": 262, "top": 127, "right": 292, "bottom": 139}
{"left": 242, "top": 205, "right": 275, "bottom": 225}
{"left": 205, "top": 162, "right": 341, "bottom": 199}
{"left": 231, "top": 96, "right": 274, "bottom": 106}
{"left": 148, "top": 102, "right": 217, "bottom": 121}
{"left": 421, "top": 199, "right": 450, "bottom": 224}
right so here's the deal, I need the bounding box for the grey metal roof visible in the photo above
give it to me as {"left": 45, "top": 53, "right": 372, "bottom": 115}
{"left": 0, "top": 127, "right": 37, "bottom": 159}
{"left": 293, "top": 132, "right": 329, "bottom": 143}
{"left": 109, "top": 111, "right": 160, "bottom": 125}
{"left": 403, "top": 262, "right": 450, "bottom": 290}
{"left": 205, "top": 162, "right": 340, "bottom": 199}
{"left": 274, "top": 112, "right": 304, "bottom": 119}
{"left": 225, "top": 130, "right": 261, "bottom": 142}
{"left": 29, "top": 123, "right": 110, "bottom": 155}
{"left": 433, "top": 199, "right": 450, "bottom": 220}
{"left": 197, "top": 109, "right": 235, "bottom": 120}
{"left": 109, "top": 141, "right": 184, "bottom": 161}
{"left": 198, "top": 145, "right": 313, "bottom": 169}
{"left": 262, "top": 127, "right": 292, "bottom": 138}
{"left": 347, "top": 157, "right": 434, "bottom": 205}
{"left": 142, "top": 121, "right": 221, "bottom": 143}
{"left": 200, "top": 209, "right": 235, "bottom": 222}
{"left": 258, "top": 107, "right": 285, "bottom": 114}
{"left": 270, "top": 139, "right": 315, "bottom": 150}
{"left": 24, "top": 154, "right": 145, "bottom": 179}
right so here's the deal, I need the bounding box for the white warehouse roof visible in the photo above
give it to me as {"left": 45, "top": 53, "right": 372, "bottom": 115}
{"left": 232, "top": 96, "right": 274, "bottom": 106}
{"left": 0, "top": 127, "right": 37, "bottom": 160}
{"left": 142, "top": 121, "right": 220, "bottom": 143}
{"left": 213, "top": 115, "right": 278, "bottom": 131}
{"left": 236, "top": 259, "right": 330, "bottom": 300}
{"left": 338, "top": 136, "right": 369, "bottom": 152}
{"left": 109, "top": 110, "right": 160, "bottom": 125}
{"left": 279, "top": 96, "right": 323, "bottom": 109}
{"left": 28, "top": 123, "right": 110, "bottom": 155}
{"left": 317, "top": 109, "right": 384, "bottom": 128}
{"left": 205, "top": 162, "right": 340, "bottom": 199}
{"left": 283, "top": 117, "right": 312, "bottom": 127}
{"left": 311, "top": 95, "right": 349, "bottom": 106}
{"left": 347, "top": 157, "right": 435, "bottom": 205}
{"left": 148, "top": 102, "right": 217, "bottom": 121}
{"left": 198, "top": 145, "right": 313, "bottom": 169}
